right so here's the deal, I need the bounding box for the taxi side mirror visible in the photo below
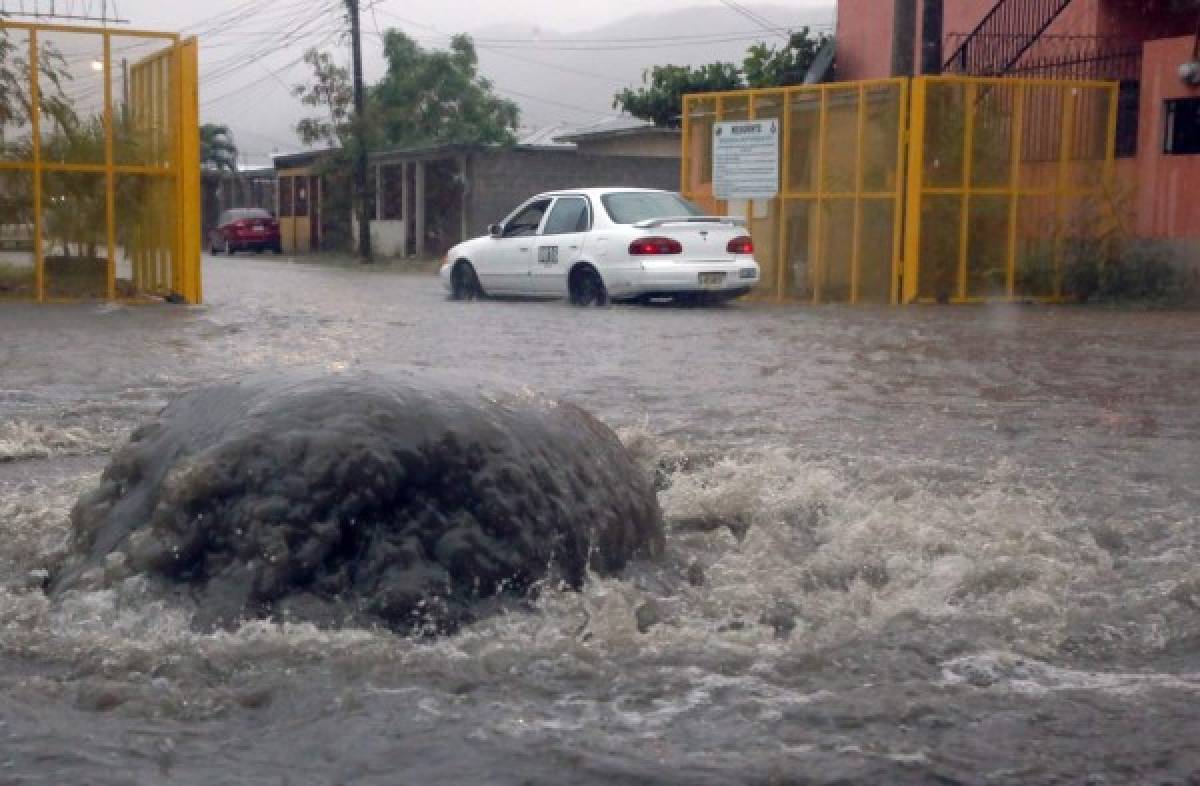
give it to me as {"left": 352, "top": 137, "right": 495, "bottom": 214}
{"left": 488, "top": 223, "right": 503, "bottom": 238}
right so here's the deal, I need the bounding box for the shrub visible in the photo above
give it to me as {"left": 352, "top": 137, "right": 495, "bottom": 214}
{"left": 1062, "top": 237, "right": 1183, "bottom": 304}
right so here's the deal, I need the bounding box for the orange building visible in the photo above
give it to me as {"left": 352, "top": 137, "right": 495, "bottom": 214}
{"left": 836, "top": 0, "right": 1200, "bottom": 241}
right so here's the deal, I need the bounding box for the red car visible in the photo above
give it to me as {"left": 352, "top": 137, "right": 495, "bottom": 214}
{"left": 209, "top": 208, "right": 282, "bottom": 255}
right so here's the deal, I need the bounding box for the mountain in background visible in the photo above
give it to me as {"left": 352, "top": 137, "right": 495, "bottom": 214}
{"left": 214, "top": 3, "right": 835, "bottom": 164}
{"left": 471, "top": 3, "right": 835, "bottom": 128}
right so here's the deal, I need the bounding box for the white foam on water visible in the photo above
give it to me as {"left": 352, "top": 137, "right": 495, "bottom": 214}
{"left": 0, "top": 420, "right": 120, "bottom": 462}
{"left": 0, "top": 476, "right": 84, "bottom": 577}
{"left": 941, "top": 651, "right": 1200, "bottom": 696}
{"left": 651, "top": 444, "right": 1119, "bottom": 654}
{"left": 0, "top": 430, "right": 1196, "bottom": 717}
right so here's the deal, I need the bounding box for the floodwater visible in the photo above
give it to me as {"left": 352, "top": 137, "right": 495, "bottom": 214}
{"left": 2, "top": 254, "right": 1199, "bottom": 785}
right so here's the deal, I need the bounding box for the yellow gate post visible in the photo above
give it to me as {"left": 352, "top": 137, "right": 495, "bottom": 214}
{"left": 29, "top": 28, "right": 44, "bottom": 302}
{"left": 0, "top": 20, "right": 200, "bottom": 304}
{"left": 176, "top": 37, "right": 202, "bottom": 304}
{"left": 1005, "top": 82, "right": 1027, "bottom": 298}
{"left": 901, "top": 77, "right": 928, "bottom": 304}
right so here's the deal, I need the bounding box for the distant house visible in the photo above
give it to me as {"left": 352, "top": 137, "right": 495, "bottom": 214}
{"left": 361, "top": 126, "right": 682, "bottom": 259}
{"left": 271, "top": 124, "right": 684, "bottom": 258}
{"left": 273, "top": 150, "right": 342, "bottom": 255}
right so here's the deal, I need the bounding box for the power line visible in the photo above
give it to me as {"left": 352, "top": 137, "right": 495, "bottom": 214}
{"left": 361, "top": 22, "right": 624, "bottom": 86}
{"left": 363, "top": 9, "right": 612, "bottom": 118}
{"left": 201, "top": 1, "right": 340, "bottom": 85}
{"left": 716, "top": 0, "right": 790, "bottom": 36}
{"left": 200, "top": 28, "right": 341, "bottom": 109}
{"left": 0, "top": 0, "right": 126, "bottom": 23}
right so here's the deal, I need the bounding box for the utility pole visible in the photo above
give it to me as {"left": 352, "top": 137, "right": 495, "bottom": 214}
{"left": 346, "top": 0, "right": 373, "bottom": 261}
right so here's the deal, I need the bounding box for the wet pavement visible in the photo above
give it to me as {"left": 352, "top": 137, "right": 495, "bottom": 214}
{"left": 1, "top": 253, "right": 1199, "bottom": 784}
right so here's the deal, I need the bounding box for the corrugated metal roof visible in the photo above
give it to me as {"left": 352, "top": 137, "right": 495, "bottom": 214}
{"left": 516, "top": 124, "right": 580, "bottom": 148}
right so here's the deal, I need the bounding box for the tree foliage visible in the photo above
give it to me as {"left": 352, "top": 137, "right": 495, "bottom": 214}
{"left": 614, "top": 27, "right": 831, "bottom": 127}
{"left": 0, "top": 27, "right": 76, "bottom": 147}
{"left": 292, "top": 31, "right": 518, "bottom": 152}
{"left": 612, "top": 62, "right": 742, "bottom": 129}
{"left": 372, "top": 31, "right": 518, "bottom": 148}
{"left": 200, "top": 123, "right": 238, "bottom": 172}
{"left": 292, "top": 49, "right": 355, "bottom": 149}
{"left": 743, "top": 29, "right": 830, "bottom": 88}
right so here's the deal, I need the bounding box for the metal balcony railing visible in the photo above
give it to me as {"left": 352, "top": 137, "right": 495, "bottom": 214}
{"left": 943, "top": 0, "right": 1076, "bottom": 76}
{"left": 943, "top": 33, "right": 1144, "bottom": 157}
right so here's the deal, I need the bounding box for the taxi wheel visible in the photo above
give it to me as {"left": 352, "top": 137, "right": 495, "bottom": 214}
{"left": 570, "top": 266, "right": 607, "bottom": 307}
{"left": 451, "top": 261, "right": 482, "bottom": 300}
{"left": 224, "top": 239, "right": 235, "bottom": 255}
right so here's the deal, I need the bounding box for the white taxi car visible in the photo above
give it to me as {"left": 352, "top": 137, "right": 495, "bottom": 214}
{"left": 439, "top": 188, "right": 760, "bottom": 305}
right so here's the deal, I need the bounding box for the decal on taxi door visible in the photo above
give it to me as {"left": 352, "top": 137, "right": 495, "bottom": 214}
{"left": 537, "top": 246, "right": 559, "bottom": 266}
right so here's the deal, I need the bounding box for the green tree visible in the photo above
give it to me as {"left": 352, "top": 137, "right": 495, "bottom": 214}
{"left": 613, "top": 62, "right": 742, "bottom": 129}
{"left": 290, "top": 48, "right": 361, "bottom": 252}
{"left": 742, "top": 27, "right": 830, "bottom": 88}
{"left": 289, "top": 31, "right": 518, "bottom": 252}
{"left": 0, "top": 27, "right": 76, "bottom": 150}
{"left": 613, "top": 27, "right": 831, "bottom": 127}
{"left": 292, "top": 32, "right": 517, "bottom": 151}
{"left": 371, "top": 31, "right": 518, "bottom": 147}
{"left": 292, "top": 48, "right": 355, "bottom": 149}
{"left": 200, "top": 123, "right": 238, "bottom": 172}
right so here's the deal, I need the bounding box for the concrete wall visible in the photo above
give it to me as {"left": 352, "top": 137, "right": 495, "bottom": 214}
{"left": 1135, "top": 35, "right": 1200, "bottom": 240}
{"left": 464, "top": 148, "right": 681, "bottom": 240}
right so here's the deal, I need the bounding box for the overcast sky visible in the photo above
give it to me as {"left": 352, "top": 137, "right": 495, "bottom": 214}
{"left": 93, "top": 0, "right": 836, "bottom": 164}
{"left": 120, "top": 0, "right": 832, "bottom": 37}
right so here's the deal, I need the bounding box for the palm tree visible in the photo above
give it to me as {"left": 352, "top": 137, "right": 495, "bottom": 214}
{"left": 200, "top": 123, "right": 238, "bottom": 173}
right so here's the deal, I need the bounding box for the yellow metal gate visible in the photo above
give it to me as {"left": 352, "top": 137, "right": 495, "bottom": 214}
{"left": 0, "top": 22, "right": 201, "bottom": 303}
{"left": 681, "top": 75, "right": 1118, "bottom": 304}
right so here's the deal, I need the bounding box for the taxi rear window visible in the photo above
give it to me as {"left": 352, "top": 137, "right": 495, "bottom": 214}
{"left": 600, "top": 192, "right": 703, "bottom": 224}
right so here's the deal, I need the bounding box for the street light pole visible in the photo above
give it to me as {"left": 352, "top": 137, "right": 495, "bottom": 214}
{"left": 346, "top": 0, "right": 373, "bottom": 261}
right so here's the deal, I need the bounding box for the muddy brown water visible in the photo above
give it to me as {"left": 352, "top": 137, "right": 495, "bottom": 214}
{"left": 1, "top": 254, "right": 1199, "bottom": 785}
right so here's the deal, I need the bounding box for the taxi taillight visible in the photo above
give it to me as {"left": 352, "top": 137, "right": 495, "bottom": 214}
{"left": 727, "top": 236, "right": 754, "bottom": 255}
{"left": 629, "top": 237, "right": 683, "bottom": 255}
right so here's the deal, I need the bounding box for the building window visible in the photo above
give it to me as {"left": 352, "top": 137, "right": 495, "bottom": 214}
{"left": 1163, "top": 97, "right": 1200, "bottom": 155}
{"left": 1115, "top": 81, "right": 1139, "bottom": 158}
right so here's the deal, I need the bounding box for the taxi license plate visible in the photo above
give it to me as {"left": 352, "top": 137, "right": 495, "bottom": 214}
{"left": 698, "top": 272, "right": 726, "bottom": 288}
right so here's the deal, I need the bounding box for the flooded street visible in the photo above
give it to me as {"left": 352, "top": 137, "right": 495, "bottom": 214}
{"left": 2, "top": 254, "right": 1200, "bottom": 784}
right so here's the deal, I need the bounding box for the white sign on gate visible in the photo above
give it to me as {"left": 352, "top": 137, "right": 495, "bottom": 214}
{"left": 712, "top": 120, "right": 780, "bottom": 200}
